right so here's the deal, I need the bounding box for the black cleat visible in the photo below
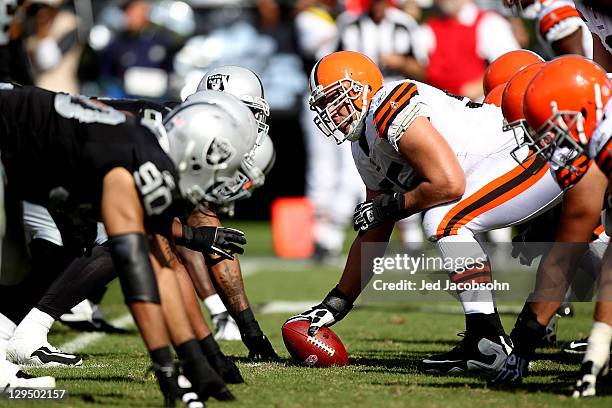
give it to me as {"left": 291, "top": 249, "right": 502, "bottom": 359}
{"left": 181, "top": 356, "right": 235, "bottom": 402}
{"left": 242, "top": 334, "right": 279, "bottom": 362}
{"left": 557, "top": 302, "right": 574, "bottom": 318}
{"left": 207, "top": 352, "right": 244, "bottom": 384}
{"left": 562, "top": 337, "right": 589, "bottom": 354}
{"left": 419, "top": 332, "right": 512, "bottom": 374}
{"left": 152, "top": 362, "right": 183, "bottom": 408}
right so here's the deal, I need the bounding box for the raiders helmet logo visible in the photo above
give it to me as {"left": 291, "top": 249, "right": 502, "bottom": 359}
{"left": 206, "top": 74, "right": 230, "bottom": 91}
{"left": 206, "top": 137, "right": 235, "bottom": 167}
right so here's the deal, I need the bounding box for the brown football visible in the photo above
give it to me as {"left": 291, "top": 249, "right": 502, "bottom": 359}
{"left": 282, "top": 320, "right": 348, "bottom": 367}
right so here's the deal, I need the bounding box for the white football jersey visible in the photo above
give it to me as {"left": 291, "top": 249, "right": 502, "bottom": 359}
{"left": 588, "top": 99, "right": 612, "bottom": 174}
{"left": 536, "top": 0, "right": 593, "bottom": 58}
{"left": 22, "top": 201, "right": 108, "bottom": 247}
{"left": 351, "top": 80, "right": 517, "bottom": 193}
{"left": 574, "top": 2, "right": 612, "bottom": 56}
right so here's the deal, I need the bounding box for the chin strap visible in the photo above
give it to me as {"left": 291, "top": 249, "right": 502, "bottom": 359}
{"left": 346, "top": 86, "right": 370, "bottom": 143}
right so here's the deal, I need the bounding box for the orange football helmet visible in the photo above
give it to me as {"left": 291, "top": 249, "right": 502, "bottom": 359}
{"left": 484, "top": 84, "right": 504, "bottom": 107}
{"left": 483, "top": 50, "right": 544, "bottom": 96}
{"left": 523, "top": 55, "right": 612, "bottom": 173}
{"left": 499, "top": 62, "right": 545, "bottom": 164}
{"left": 309, "top": 51, "right": 383, "bottom": 144}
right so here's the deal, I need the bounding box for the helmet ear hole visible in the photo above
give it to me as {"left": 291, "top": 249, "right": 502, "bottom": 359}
{"left": 581, "top": 108, "right": 587, "bottom": 120}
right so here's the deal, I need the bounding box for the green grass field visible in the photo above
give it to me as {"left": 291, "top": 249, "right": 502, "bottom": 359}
{"left": 9, "top": 222, "right": 612, "bottom": 407}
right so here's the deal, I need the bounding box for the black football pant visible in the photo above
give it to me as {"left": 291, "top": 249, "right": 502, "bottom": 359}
{"left": 0, "top": 239, "right": 116, "bottom": 324}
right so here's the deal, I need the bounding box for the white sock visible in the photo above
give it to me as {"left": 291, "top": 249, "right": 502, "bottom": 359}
{"left": 14, "top": 308, "right": 54, "bottom": 340}
{"left": 436, "top": 235, "right": 496, "bottom": 314}
{"left": 204, "top": 294, "right": 227, "bottom": 316}
{"left": 0, "top": 313, "right": 16, "bottom": 361}
{"left": 583, "top": 321, "right": 612, "bottom": 374}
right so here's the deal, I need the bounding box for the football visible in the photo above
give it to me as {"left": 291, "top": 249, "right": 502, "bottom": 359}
{"left": 282, "top": 320, "right": 349, "bottom": 367}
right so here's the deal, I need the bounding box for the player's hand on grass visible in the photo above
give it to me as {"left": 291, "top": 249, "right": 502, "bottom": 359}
{"left": 285, "top": 288, "right": 353, "bottom": 336}
{"left": 179, "top": 226, "right": 246, "bottom": 260}
{"left": 490, "top": 352, "right": 529, "bottom": 385}
{"left": 572, "top": 360, "right": 604, "bottom": 398}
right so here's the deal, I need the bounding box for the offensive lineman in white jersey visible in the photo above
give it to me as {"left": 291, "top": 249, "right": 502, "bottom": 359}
{"left": 287, "top": 50, "right": 565, "bottom": 374}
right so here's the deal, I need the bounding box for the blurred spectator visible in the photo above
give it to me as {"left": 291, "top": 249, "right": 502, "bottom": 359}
{"left": 25, "top": 0, "right": 81, "bottom": 94}
{"left": 416, "top": 0, "right": 519, "bottom": 100}
{"left": 399, "top": 0, "right": 424, "bottom": 20}
{"left": 99, "top": 0, "right": 179, "bottom": 99}
{"left": 476, "top": 0, "right": 530, "bottom": 47}
{"left": 337, "top": 0, "right": 426, "bottom": 250}
{"left": 294, "top": 0, "right": 362, "bottom": 263}
{"left": 337, "top": 0, "right": 424, "bottom": 81}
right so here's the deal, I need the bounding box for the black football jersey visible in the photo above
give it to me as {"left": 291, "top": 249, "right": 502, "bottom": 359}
{"left": 0, "top": 85, "right": 183, "bottom": 234}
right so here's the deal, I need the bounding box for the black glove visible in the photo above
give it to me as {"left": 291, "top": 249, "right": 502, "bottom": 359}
{"left": 511, "top": 233, "right": 541, "bottom": 266}
{"left": 242, "top": 334, "right": 280, "bottom": 362}
{"left": 177, "top": 225, "right": 246, "bottom": 260}
{"left": 353, "top": 192, "right": 406, "bottom": 233}
{"left": 285, "top": 287, "right": 353, "bottom": 336}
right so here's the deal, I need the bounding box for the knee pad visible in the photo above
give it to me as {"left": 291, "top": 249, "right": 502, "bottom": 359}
{"left": 108, "top": 233, "right": 160, "bottom": 304}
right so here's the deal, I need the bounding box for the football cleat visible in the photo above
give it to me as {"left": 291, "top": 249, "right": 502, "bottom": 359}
{"left": 212, "top": 312, "right": 242, "bottom": 341}
{"left": 562, "top": 337, "right": 589, "bottom": 354}
{"left": 243, "top": 334, "right": 280, "bottom": 362}
{"left": 489, "top": 351, "right": 530, "bottom": 385}
{"left": 542, "top": 315, "right": 558, "bottom": 348}
{"left": 557, "top": 302, "right": 574, "bottom": 318}
{"left": 180, "top": 356, "right": 235, "bottom": 401}
{"left": 419, "top": 332, "right": 512, "bottom": 374}
{"left": 153, "top": 362, "right": 204, "bottom": 408}
{"left": 7, "top": 341, "right": 82, "bottom": 367}
{"left": 1, "top": 359, "right": 56, "bottom": 389}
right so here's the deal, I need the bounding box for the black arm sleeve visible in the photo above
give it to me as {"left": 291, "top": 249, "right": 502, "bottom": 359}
{"left": 108, "top": 233, "right": 160, "bottom": 304}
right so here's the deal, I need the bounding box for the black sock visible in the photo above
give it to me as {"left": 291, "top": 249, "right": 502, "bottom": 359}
{"left": 466, "top": 312, "right": 505, "bottom": 338}
{"left": 235, "top": 308, "right": 263, "bottom": 338}
{"left": 175, "top": 339, "right": 204, "bottom": 362}
{"left": 199, "top": 335, "right": 222, "bottom": 358}
{"left": 149, "top": 346, "right": 174, "bottom": 366}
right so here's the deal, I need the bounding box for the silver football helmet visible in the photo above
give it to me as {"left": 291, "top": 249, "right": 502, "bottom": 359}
{"left": 232, "top": 134, "right": 276, "bottom": 201}
{"left": 197, "top": 65, "right": 269, "bottom": 145}
{"left": 164, "top": 91, "right": 258, "bottom": 205}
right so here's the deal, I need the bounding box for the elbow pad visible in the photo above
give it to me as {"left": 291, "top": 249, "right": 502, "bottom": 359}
{"left": 108, "top": 233, "right": 160, "bottom": 304}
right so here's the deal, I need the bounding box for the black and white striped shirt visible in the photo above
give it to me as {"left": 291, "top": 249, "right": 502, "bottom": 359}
{"left": 336, "top": 7, "right": 421, "bottom": 81}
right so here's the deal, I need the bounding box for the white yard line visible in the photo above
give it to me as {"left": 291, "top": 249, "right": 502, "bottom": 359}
{"left": 58, "top": 313, "right": 134, "bottom": 354}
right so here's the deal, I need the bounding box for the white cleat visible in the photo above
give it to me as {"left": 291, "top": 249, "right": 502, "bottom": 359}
{"left": 1, "top": 359, "right": 55, "bottom": 389}
{"left": 212, "top": 312, "right": 242, "bottom": 341}
{"left": 7, "top": 339, "right": 82, "bottom": 367}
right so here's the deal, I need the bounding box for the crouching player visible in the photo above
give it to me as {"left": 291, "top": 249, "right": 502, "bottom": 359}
{"left": 288, "top": 51, "right": 565, "bottom": 374}
{"left": 0, "top": 84, "right": 253, "bottom": 405}
{"left": 501, "top": 56, "right": 612, "bottom": 397}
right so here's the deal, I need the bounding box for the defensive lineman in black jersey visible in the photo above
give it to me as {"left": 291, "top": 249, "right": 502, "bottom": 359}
{"left": 0, "top": 85, "right": 249, "bottom": 406}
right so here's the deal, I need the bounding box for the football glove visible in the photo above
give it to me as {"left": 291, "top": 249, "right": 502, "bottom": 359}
{"left": 572, "top": 359, "right": 610, "bottom": 398}
{"left": 490, "top": 352, "right": 529, "bottom": 385}
{"left": 353, "top": 192, "right": 406, "bottom": 233}
{"left": 178, "top": 226, "right": 246, "bottom": 260}
{"left": 510, "top": 232, "right": 543, "bottom": 266}
{"left": 285, "top": 287, "right": 353, "bottom": 336}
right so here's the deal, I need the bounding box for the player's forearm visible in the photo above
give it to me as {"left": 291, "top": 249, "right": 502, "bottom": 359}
{"left": 551, "top": 28, "right": 585, "bottom": 57}
{"left": 338, "top": 220, "right": 395, "bottom": 301}
{"left": 402, "top": 179, "right": 464, "bottom": 215}
{"left": 176, "top": 246, "right": 217, "bottom": 299}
